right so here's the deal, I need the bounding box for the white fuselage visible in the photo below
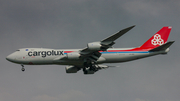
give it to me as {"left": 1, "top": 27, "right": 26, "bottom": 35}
{"left": 6, "top": 48, "right": 168, "bottom": 67}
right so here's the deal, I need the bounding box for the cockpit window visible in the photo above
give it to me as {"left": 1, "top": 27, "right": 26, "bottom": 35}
{"left": 16, "top": 50, "right": 20, "bottom": 51}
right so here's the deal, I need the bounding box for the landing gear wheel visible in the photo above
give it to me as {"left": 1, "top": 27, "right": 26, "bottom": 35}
{"left": 83, "top": 67, "right": 89, "bottom": 74}
{"left": 21, "top": 64, "right": 25, "bottom": 72}
{"left": 21, "top": 67, "right": 25, "bottom": 72}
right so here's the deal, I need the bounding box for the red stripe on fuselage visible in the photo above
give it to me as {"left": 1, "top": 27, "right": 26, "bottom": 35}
{"left": 64, "top": 47, "right": 152, "bottom": 53}
{"left": 64, "top": 51, "right": 74, "bottom": 53}
{"left": 107, "top": 47, "right": 153, "bottom": 52}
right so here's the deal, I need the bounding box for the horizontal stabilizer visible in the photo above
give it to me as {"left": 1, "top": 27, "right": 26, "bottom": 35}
{"left": 149, "top": 41, "right": 175, "bottom": 52}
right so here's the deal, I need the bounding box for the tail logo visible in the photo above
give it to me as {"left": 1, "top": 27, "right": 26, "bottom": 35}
{"left": 151, "top": 34, "right": 164, "bottom": 45}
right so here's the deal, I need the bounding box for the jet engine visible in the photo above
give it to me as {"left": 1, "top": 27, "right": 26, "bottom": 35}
{"left": 66, "top": 52, "right": 80, "bottom": 60}
{"left": 87, "top": 42, "right": 102, "bottom": 51}
{"left": 65, "top": 66, "right": 80, "bottom": 73}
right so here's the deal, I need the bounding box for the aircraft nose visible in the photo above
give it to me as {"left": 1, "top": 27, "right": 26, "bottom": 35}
{"left": 6, "top": 54, "right": 16, "bottom": 62}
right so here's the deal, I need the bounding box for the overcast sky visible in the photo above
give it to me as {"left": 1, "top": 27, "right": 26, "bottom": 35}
{"left": 0, "top": 0, "right": 180, "bottom": 101}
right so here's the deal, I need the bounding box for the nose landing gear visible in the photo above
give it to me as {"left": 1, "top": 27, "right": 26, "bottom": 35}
{"left": 21, "top": 64, "right": 25, "bottom": 72}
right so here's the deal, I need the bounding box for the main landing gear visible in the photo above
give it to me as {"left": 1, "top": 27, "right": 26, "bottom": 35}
{"left": 21, "top": 64, "right": 25, "bottom": 72}
{"left": 83, "top": 60, "right": 98, "bottom": 74}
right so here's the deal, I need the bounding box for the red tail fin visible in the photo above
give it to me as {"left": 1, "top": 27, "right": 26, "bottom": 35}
{"left": 140, "top": 26, "right": 172, "bottom": 48}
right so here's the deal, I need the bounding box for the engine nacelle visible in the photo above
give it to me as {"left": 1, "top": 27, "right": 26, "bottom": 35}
{"left": 66, "top": 52, "right": 80, "bottom": 60}
{"left": 87, "top": 42, "right": 102, "bottom": 51}
{"left": 65, "top": 66, "right": 80, "bottom": 73}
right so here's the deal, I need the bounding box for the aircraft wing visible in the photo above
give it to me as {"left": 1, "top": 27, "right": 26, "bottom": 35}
{"left": 79, "top": 25, "right": 135, "bottom": 61}
{"left": 101, "top": 25, "right": 135, "bottom": 45}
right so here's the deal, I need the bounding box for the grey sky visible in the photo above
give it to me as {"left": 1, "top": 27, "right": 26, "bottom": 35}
{"left": 0, "top": 0, "right": 180, "bottom": 101}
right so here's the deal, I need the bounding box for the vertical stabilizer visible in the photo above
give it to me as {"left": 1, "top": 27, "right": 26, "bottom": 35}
{"left": 140, "top": 26, "right": 172, "bottom": 48}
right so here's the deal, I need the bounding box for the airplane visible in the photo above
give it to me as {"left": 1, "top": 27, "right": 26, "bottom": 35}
{"left": 6, "top": 26, "right": 174, "bottom": 74}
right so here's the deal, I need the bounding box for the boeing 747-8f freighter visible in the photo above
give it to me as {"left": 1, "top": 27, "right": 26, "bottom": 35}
{"left": 6, "top": 26, "right": 174, "bottom": 74}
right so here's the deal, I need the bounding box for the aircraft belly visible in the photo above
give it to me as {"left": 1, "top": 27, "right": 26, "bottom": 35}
{"left": 102, "top": 52, "right": 158, "bottom": 63}
{"left": 56, "top": 61, "right": 83, "bottom": 66}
